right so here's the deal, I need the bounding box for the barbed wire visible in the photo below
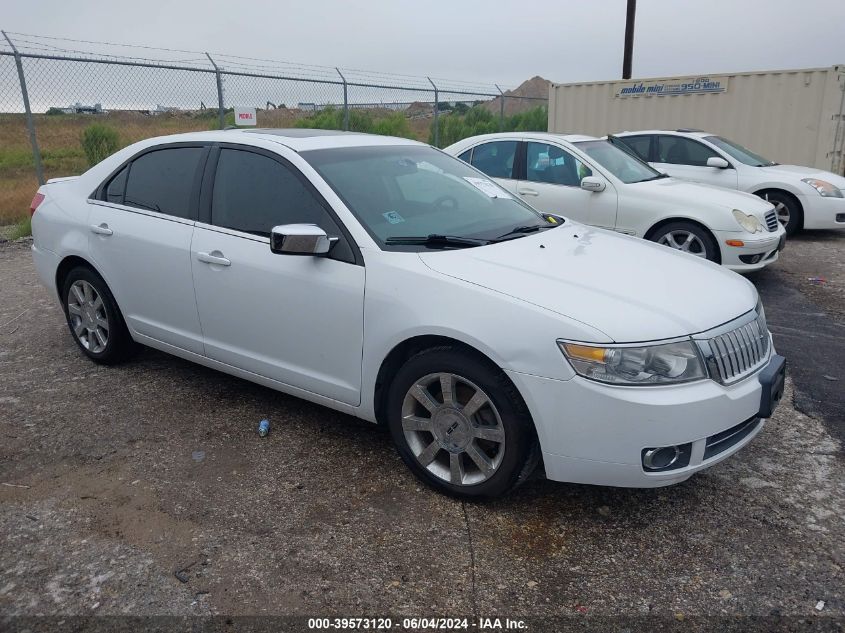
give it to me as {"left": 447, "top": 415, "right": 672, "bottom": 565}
{"left": 1, "top": 30, "right": 523, "bottom": 94}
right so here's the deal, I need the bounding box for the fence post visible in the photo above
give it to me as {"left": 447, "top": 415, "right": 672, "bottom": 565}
{"left": 3, "top": 31, "right": 44, "bottom": 186}
{"left": 427, "top": 77, "right": 439, "bottom": 147}
{"left": 336, "top": 67, "right": 349, "bottom": 131}
{"left": 205, "top": 52, "right": 225, "bottom": 130}
{"left": 495, "top": 84, "right": 505, "bottom": 131}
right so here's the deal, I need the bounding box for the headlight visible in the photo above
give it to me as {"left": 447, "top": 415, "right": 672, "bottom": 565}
{"left": 802, "top": 178, "right": 843, "bottom": 198}
{"left": 558, "top": 340, "right": 707, "bottom": 386}
{"left": 732, "top": 209, "right": 763, "bottom": 233}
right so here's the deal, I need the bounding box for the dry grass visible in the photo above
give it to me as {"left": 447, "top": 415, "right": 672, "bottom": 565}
{"left": 0, "top": 108, "right": 431, "bottom": 225}
{"left": 0, "top": 111, "right": 221, "bottom": 224}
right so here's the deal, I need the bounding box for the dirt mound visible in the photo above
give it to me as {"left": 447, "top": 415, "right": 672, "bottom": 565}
{"left": 483, "top": 76, "right": 550, "bottom": 115}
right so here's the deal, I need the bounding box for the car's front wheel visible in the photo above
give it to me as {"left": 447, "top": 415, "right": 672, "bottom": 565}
{"left": 62, "top": 266, "right": 135, "bottom": 364}
{"left": 387, "top": 346, "right": 539, "bottom": 499}
{"left": 760, "top": 191, "right": 802, "bottom": 236}
{"left": 651, "top": 221, "right": 719, "bottom": 263}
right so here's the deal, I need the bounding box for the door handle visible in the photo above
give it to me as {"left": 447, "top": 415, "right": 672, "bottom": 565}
{"left": 197, "top": 251, "right": 231, "bottom": 267}
{"left": 90, "top": 223, "right": 113, "bottom": 236}
{"left": 519, "top": 188, "right": 539, "bottom": 197}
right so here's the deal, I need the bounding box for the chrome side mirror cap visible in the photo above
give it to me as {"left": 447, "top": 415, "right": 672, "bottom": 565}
{"left": 270, "top": 224, "right": 337, "bottom": 255}
{"left": 580, "top": 176, "right": 606, "bottom": 192}
{"left": 707, "top": 156, "right": 730, "bottom": 169}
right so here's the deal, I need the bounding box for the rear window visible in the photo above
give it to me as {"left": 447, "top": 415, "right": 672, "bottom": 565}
{"left": 123, "top": 147, "right": 204, "bottom": 219}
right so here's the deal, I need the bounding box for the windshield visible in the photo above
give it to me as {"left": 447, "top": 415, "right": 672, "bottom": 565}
{"left": 302, "top": 145, "right": 549, "bottom": 250}
{"left": 573, "top": 140, "right": 661, "bottom": 184}
{"left": 704, "top": 136, "right": 776, "bottom": 167}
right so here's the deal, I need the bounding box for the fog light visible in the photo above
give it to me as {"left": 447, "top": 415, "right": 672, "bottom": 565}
{"left": 836, "top": 213, "right": 845, "bottom": 223}
{"left": 641, "top": 443, "right": 692, "bottom": 472}
{"left": 643, "top": 446, "right": 680, "bottom": 469}
{"left": 739, "top": 254, "right": 763, "bottom": 264}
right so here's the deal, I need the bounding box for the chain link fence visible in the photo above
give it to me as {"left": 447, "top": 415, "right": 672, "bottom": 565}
{"left": 0, "top": 31, "right": 548, "bottom": 224}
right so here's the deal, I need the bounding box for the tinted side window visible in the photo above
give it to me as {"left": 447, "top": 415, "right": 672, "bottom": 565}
{"left": 105, "top": 166, "right": 128, "bottom": 204}
{"left": 458, "top": 149, "right": 472, "bottom": 163}
{"left": 525, "top": 142, "right": 592, "bottom": 186}
{"left": 211, "top": 149, "right": 353, "bottom": 261}
{"left": 470, "top": 141, "right": 517, "bottom": 179}
{"left": 617, "top": 136, "right": 651, "bottom": 162}
{"left": 656, "top": 136, "right": 719, "bottom": 166}
{"left": 124, "top": 148, "right": 203, "bottom": 218}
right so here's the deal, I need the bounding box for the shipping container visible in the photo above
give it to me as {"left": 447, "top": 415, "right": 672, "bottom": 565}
{"left": 548, "top": 66, "right": 845, "bottom": 175}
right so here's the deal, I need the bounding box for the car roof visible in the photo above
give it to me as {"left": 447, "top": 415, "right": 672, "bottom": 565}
{"left": 616, "top": 129, "right": 713, "bottom": 139}
{"left": 452, "top": 132, "right": 600, "bottom": 146}
{"left": 134, "top": 128, "right": 425, "bottom": 152}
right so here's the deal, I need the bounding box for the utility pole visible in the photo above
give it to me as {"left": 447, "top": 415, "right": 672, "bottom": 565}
{"left": 622, "top": 0, "right": 636, "bottom": 80}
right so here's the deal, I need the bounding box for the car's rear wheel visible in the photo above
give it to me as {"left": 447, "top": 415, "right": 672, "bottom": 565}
{"left": 651, "top": 222, "right": 719, "bottom": 263}
{"left": 387, "top": 346, "right": 539, "bottom": 499}
{"left": 761, "top": 191, "right": 802, "bottom": 236}
{"left": 62, "top": 266, "right": 135, "bottom": 364}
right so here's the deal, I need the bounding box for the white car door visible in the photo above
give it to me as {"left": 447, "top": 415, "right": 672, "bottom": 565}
{"left": 463, "top": 140, "right": 520, "bottom": 195}
{"left": 87, "top": 144, "right": 207, "bottom": 354}
{"left": 190, "top": 146, "right": 365, "bottom": 406}
{"left": 516, "top": 141, "right": 618, "bottom": 230}
{"left": 652, "top": 135, "right": 739, "bottom": 189}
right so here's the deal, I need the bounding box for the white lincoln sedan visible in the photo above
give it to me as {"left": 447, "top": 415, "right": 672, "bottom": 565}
{"left": 30, "top": 129, "right": 785, "bottom": 498}
{"left": 445, "top": 132, "right": 787, "bottom": 272}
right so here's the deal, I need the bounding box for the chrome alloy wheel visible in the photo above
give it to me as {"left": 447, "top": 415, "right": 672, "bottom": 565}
{"left": 658, "top": 230, "right": 707, "bottom": 257}
{"left": 401, "top": 372, "right": 505, "bottom": 486}
{"left": 67, "top": 280, "right": 109, "bottom": 354}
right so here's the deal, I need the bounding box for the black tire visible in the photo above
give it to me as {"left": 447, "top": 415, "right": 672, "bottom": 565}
{"left": 759, "top": 191, "right": 802, "bottom": 236}
{"left": 650, "top": 221, "right": 720, "bottom": 263}
{"left": 61, "top": 266, "right": 136, "bottom": 365}
{"left": 387, "top": 346, "right": 540, "bottom": 499}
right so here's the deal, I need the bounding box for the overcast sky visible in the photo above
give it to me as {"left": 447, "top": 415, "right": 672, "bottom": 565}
{"left": 3, "top": 0, "right": 844, "bottom": 88}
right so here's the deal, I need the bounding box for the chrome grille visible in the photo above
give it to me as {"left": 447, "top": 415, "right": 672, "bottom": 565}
{"left": 704, "top": 310, "right": 770, "bottom": 384}
{"left": 764, "top": 209, "right": 778, "bottom": 232}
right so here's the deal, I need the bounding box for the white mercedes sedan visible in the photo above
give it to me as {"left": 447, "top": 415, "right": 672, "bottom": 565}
{"left": 445, "top": 132, "right": 787, "bottom": 272}
{"left": 612, "top": 129, "right": 845, "bottom": 236}
{"left": 30, "top": 129, "right": 785, "bottom": 498}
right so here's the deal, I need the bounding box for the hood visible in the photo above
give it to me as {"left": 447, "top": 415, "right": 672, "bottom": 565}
{"left": 756, "top": 164, "right": 845, "bottom": 188}
{"left": 636, "top": 177, "right": 774, "bottom": 219}
{"left": 419, "top": 224, "right": 757, "bottom": 343}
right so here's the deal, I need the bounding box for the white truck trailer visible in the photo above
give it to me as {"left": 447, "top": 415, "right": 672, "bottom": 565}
{"left": 548, "top": 66, "right": 845, "bottom": 175}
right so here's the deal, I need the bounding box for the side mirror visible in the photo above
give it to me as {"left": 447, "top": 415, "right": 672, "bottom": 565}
{"left": 580, "top": 176, "right": 606, "bottom": 192}
{"left": 706, "top": 157, "right": 730, "bottom": 169}
{"left": 270, "top": 224, "right": 337, "bottom": 255}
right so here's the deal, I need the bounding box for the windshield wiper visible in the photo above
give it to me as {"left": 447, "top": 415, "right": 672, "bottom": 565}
{"left": 492, "top": 223, "right": 556, "bottom": 242}
{"left": 640, "top": 172, "right": 670, "bottom": 182}
{"left": 384, "top": 234, "right": 489, "bottom": 248}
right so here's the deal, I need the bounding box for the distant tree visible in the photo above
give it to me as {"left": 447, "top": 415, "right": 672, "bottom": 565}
{"left": 429, "top": 105, "right": 548, "bottom": 146}
{"left": 294, "top": 107, "right": 415, "bottom": 139}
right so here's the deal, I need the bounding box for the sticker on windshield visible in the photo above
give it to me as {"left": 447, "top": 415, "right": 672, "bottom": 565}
{"left": 463, "top": 177, "right": 512, "bottom": 199}
{"left": 382, "top": 211, "right": 405, "bottom": 224}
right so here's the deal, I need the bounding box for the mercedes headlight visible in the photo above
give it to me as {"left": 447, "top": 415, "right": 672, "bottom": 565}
{"left": 558, "top": 340, "right": 707, "bottom": 385}
{"left": 732, "top": 209, "right": 763, "bottom": 233}
{"left": 801, "top": 178, "right": 843, "bottom": 198}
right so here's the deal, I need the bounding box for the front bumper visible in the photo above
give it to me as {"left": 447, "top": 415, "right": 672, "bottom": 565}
{"left": 506, "top": 353, "right": 784, "bottom": 488}
{"left": 714, "top": 228, "right": 786, "bottom": 272}
{"left": 799, "top": 194, "right": 845, "bottom": 230}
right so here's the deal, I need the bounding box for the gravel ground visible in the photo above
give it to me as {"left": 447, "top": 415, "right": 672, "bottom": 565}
{"left": 0, "top": 236, "right": 843, "bottom": 632}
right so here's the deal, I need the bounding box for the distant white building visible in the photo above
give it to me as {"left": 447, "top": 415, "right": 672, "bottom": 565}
{"left": 58, "top": 102, "right": 105, "bottom": 114}
{"left": 149, "top": 104, "right": 181, "bottom": 116}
